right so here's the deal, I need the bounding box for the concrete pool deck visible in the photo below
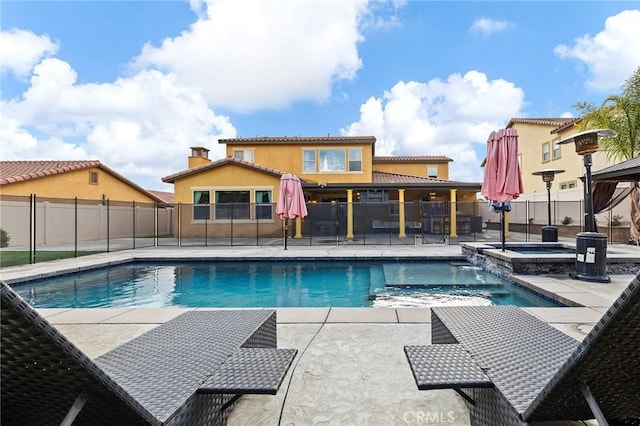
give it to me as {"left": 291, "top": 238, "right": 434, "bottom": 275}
{"left": 1, "top": 244, "right": 638, "bottom": 425}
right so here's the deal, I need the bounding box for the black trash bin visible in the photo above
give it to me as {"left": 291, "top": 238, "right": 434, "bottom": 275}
{"left": 572, "top": 232, "right": 610, "bottom": 283}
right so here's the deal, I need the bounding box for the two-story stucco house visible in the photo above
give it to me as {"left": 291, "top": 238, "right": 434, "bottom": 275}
{"left": 162, "top": 136, "right": 481, "bottom": 239}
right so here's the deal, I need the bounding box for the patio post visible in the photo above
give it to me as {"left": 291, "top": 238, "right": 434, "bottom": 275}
{"left": 449, "top": 189, "right": 458, "bottom": 238}
{"left": 398, "top": 189, "right": 406, "bottom": 238}
{"left": 346, "top": 189, "right": 354, "bottom": 239}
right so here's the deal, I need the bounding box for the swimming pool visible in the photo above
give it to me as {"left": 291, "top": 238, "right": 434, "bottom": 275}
{"left": 13, "top": 261, "right": 559, "bottom": 308}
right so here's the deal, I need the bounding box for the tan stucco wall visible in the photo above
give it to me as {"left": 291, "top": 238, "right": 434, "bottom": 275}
{"left": 225, "top": 143, "right": 373, "bottom": 184}
{"left": 0, "top": 167, "right": 156, "bottom": 203}
{"left": 372, "top": 162, "right": 450, "bottom": 180}
{"left": 512, "top": 123, "right": 613, "bottom": 196}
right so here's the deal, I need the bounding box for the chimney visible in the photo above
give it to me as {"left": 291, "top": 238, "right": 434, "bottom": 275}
{"left": 188, "top": 146, "right": 211, "bottom": 169}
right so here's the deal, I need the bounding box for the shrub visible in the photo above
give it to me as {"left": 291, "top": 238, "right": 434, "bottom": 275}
{"left": 610, "top": 215, "right": 624, "bottom": 227}
{"left": 0, "top": 228, "right": 9, "bottom": 248}
{"left": 561, "top": 216, "right": 573, "bottom": 225}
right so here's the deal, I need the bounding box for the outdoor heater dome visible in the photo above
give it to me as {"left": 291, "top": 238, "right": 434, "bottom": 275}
{"left": 558, "top": 128, "right": 617, "bottom": 155}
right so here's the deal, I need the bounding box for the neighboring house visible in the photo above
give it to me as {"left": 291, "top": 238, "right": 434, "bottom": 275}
{"left": 162, "top": 136, "right": 481, "bottom": 238}
{"left": 0, "top": 160, "right": 171, "bottom": 247}
{"left": 0, "top": 160, "right": 165, "bottom": 204}
{"left": 508, "top": 118, "right": 614, "bottom": 197}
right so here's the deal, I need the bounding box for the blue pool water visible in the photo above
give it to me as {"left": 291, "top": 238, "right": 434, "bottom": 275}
{"left": 13, "top": 261, "right": 559, "bottom": 308}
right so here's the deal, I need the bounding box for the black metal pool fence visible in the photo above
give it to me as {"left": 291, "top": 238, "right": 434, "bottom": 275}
{"left": 0, "top": 194, "right": 630, "bottom": 265}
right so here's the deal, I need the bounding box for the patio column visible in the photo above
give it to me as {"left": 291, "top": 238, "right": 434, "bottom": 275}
{"left": 295, "top": 217, "right": 303, "bottom": 238}
{"left": 346, "top": 189, "right": 354, "bottom": 239}
{"left": 504, "top": 211, "right": 510, "bottom": 237}
{"left": 449, "top": 189, "right": 458, "bottom": 238}
{"left": 399, "top": 189, "right": 406, "bottom": 238}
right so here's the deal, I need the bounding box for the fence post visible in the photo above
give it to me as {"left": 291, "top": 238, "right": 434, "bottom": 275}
{"left": 29, "top": 194, "right": 34, "bottom": 264}
{"left": 132, "top": 200, "right": 136, "bottom": 249}
{"left": 178, "top": 203, "right": 182, "bottom": 247}
{"left": 107, "top": 199, "right": 110, "bottom": 252}
{"left": 74, "top": 197, "right": 78, "bottom": 258}
{"left": 154, "top": 203, "right": 158, "bottom": 247}
{"left": 525, "top": 199, "right": 529, "bottom": 242}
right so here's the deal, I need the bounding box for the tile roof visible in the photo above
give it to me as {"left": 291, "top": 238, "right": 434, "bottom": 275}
{"left": 162, "top": 156, "right": 290, "bottom": 183}
{"left": 550, "top": 117, "right": 582, "bottom": 134}
{"left": 373, "top": 155, "right": 452, "bottom": 163}
{"left": 0, "top": 160, "right": 101, "bottom": 183}
{"left": 0, "top": 160, "right": 166, "bottom": 203}
{"left": 218, "top": 136, "right": 376, "bottom": 145}
{"left": 147, "top": 190, "right": 175, "bottom": 204}
{"left": 372, "top": 171, "right": 479, "bottom": 187}
{"left": 506, "top": 117, "right": 577, "bottom": 129}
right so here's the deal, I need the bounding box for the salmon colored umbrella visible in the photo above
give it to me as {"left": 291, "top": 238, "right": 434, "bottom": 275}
{"left": 481, "top": 128, "right": 523, "bottom": 202}
{"left": 481, "top": 128, "right": 523, "bottom": 251}
{"left": 276, "top": 173, "right": 308, "bottom": 249}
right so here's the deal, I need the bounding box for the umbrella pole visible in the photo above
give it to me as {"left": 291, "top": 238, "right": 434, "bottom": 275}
{"left": 284, "top": 219, "right": 288, "bottom": 250}
{"left": 501, "top": 209, "right": 506, "bottom": 252}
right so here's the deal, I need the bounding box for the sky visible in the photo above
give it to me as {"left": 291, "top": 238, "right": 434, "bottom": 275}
{"left": 2, "top": 1, "right": 640, "bottom": 191}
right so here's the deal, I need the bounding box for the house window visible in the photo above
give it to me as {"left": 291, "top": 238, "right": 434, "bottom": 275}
{"left": 427, "top": 166, "right": 438, "bottom": 179}
{"left": 233, "top": 149, "right": 254, "bottom": 162}
{"left": 303, "top": 149, "right": 316, "bottom": 172}
{"left": 89, "top": 171, "right": 99, "bottom": 185}
{"left": 255, "top": 190, "right": 273, "bottom": 220}
{"left": 360, "top": 190, "right": 388, "bottom": 202}
{"left": 348, "top": 149, "right": 362, "bottom": 172}
{"left": 319, "top": 149, "right": 346, "bottom": 172}
{"left": 215, "top": 190, "right": 250, "bottom": 220}
{"left": 389, "top": 201, "right": 400, "bottom": 216}
{"left": 193, "top": 190, "right": 210, "bottom": 220}
{"left": 542, "top": 142, "right": 550, "bottom": 162}
{"left": 560, "top": 181, "right": 577, "bottom": 190}
{"left": 552, "top": 141, "right": 561, "bottom": 159}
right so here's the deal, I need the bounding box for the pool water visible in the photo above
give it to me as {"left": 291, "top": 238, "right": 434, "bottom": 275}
{"left": 13, "top": 261, "right": 559, "bottom": 308}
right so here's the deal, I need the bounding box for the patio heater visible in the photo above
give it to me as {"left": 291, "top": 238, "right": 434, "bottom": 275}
{"left": 532, "top": 168, "right": 565, "bottom": 242}
{"left": 558, "top": 129, "right": 616, "bottom": 283}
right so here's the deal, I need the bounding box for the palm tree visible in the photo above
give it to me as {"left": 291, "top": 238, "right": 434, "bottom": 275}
{"left": 575, "top": 67, "right": 640, "bottom": 243}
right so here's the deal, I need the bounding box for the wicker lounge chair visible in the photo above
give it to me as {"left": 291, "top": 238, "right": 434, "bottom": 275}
{"left": 1, "top": 281, "right": 297, "bottom": 425}
{"left": 405, "top": 272, "right": 640, "bottom": 425}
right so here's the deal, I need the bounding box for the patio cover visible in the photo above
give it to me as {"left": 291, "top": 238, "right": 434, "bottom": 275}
{"left": 591, "top": 156, "right": 640, "bottom": 243}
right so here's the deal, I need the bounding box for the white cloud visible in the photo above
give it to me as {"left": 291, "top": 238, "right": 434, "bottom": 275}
{"left": 341, "top": 71, "right": 525, "bottom": 182}
{"left": 0, "top": 29, "right": 58, "bottom": 76}
{"left": 554, "top": 9, "right": 640, "bottom": 92}
{"left": 2, "top": 55, "right": 236, "bottom": 190}
{"left": 470, "top": 17, "right": 513, "bottom": 36}
{"left": 133, "top": 0, "right": 368, "bottom": 112}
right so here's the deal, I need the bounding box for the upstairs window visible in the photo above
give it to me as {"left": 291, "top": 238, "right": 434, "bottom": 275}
{"left": 319, "top": 149, "right": 346, "bottom": 172}
{"left": 89, "top": 171, "right": 99, "bottom": 185}
{"left": 233, "top": 149, "right": 254, "bottom": 162}
{"left": 303, "top": 149, "right": 316, "bottom": 172}
{"left": 552, "top": 141, "right": 561, "bottom": 159}
{"left": 427, "top": 166, "right": 438, "bottom": 179}
{"left": 542, "top": 142, "right": 550, "bottom": 162}
{"left": 348, "top": 149, "right": 362, "bottom": 172}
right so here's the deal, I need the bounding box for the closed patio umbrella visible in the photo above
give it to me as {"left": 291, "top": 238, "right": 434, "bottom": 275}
{"left": 481, "top": 128, "right": 523, "bottom": 251}
{"left": 276, "top": 173, "right": 308, "bottom": 249}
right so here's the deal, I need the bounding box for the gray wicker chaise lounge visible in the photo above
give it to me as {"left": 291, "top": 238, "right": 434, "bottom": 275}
{"left": 405, "top": 272, "right": 640, "bottom": 425}
{"left": 1, "top": 281, "right": 297, "bottom": 425}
